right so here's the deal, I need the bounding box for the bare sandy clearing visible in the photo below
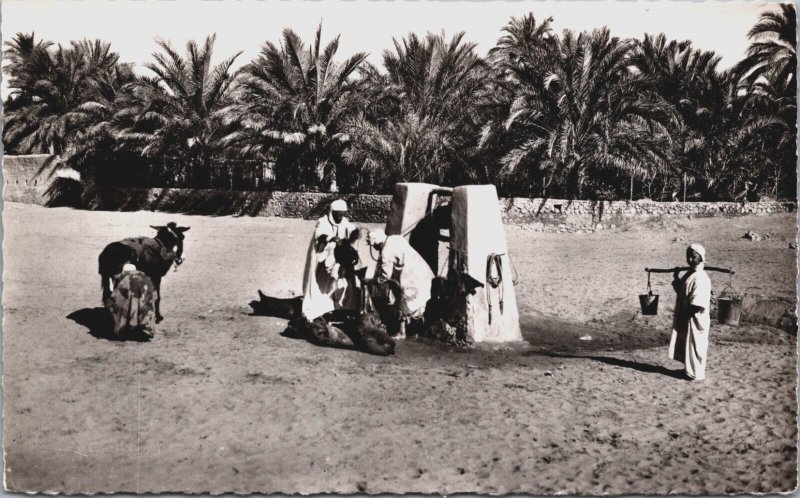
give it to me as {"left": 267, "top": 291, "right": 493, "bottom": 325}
{"left": 2, "top": 203, "right": 796, "bottom": 494}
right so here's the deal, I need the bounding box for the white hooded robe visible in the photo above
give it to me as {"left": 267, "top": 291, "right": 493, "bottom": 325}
{"left": 301, "top": 214, "right": 359, "bottom": 320}
{"left": 668, "top": 268, "right": 712, "bottom": 380}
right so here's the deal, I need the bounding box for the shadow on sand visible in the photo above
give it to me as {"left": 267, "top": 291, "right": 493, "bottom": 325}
{"left": 67, "top": 308, "right": 151, "bottom": 342}
{"left": 517, "top": 312, "right": 686, "bottom": 379}
{"left": 536, "top": 351, "right": 687, "bottom": 379}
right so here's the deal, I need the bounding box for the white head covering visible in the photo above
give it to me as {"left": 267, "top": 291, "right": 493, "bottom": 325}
{"left": 330, "top": 199, "right": 348, "bottom": 212}
{"left": 688, "top": 243, "right": 706, "bottom": 267}
{"left": 122, "top": 263, "right": 137, "bottom": 272}
{"left": 367, "top": 228, "right": 387, "bottom": 247}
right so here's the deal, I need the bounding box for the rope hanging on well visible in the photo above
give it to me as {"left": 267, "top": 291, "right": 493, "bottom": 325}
{"left": 486, "top": 253, "right": 505, "bottom": 324}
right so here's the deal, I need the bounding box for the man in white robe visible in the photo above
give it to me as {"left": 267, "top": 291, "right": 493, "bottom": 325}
{"left": 366, "top": 229, "right": 434, "bottom": 337}
{"left": 668, "top": 243, "right": 712, "bottom": 381}
{"left": 301, "top": 200, "right": 361, "bottom": 321}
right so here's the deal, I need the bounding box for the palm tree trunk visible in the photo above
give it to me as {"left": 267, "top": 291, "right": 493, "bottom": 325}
{"left": 682, "top": 172, "right": 687, "bottom": 202}
{"left": 568, "top": 164, "right": 582, "bottom": 199}
{"left": 202, "top": 148, "right": 213, "bottom": 188}
{"left": 316, "top": 159, "right": 336, "bottom": 193}
{"left": 50, "top": 138, "right": 64, "bottom": 156}
{"left": 629, "top": 175, "right": 633, "bottom": 201}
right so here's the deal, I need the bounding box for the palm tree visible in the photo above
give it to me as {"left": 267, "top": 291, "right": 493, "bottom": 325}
{"left": 490, "top": 27, "right": 673, "bottom": 199}
{"left": 62, "top": 59, "right": 140, "bottom": 186}
{"left": 3, "top": 32, "right": 52, "bottom": 154}
{"left": 2, "top": 32, "right": 53, "bottom": 98}
{"left": 344, "top": 108, "right": 462, "bottom": 190}
{"left": 343, "top": 31, "right": 488, "bottom": 191}
{"left": 2, "top": 36, "right": 119, "bottom": 155}
{"left": 233, "top": 24, "right": 368, "bottom": 191}
{"left": 736, "top": 4, "right": 796, "bottom": 96}
{"left": 670, "top": 72, "right": 789, "bottom": 201}
{"left": 479, "top": 14, "right": 558, "bottom": 195}
{"left": 630, "top": 34, "right": 729, "bottom": 200}
{"left": 732, "top": 4, "right": 797, "bottom": 199}
{"left": 116, "top": 34, "right": 243, "bottom": 187}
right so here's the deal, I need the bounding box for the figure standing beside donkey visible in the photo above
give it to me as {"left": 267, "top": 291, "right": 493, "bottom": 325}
{"left": 98, "top": 222, "right": 190, "bottom": 337}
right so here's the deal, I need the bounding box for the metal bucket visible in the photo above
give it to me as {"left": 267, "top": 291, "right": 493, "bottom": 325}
{"left": 639, "top": 293, "right": 659, "bottom": 315}
{"left": 718, "top": 297, "right": 742, "bottom": 326}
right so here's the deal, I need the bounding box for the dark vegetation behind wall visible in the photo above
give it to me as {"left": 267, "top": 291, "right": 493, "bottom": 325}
{"left": 4, "top": 155, "right": 794, "bottom": 233}
{"left": 2, "top": 6, "right": 796, "bottom": 201}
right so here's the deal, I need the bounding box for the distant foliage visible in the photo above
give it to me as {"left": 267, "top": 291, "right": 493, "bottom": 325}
{"left": 3, "top": 5, "right": 796, "bottom": 200}
{"left": 343, "top": 32, "right": 489, "bottom": 192}
{"left": 119, "top": 35, "right": 244, "bottom": 188}
{"left": 232, "top": 24, "right": 368, "bottom": 192}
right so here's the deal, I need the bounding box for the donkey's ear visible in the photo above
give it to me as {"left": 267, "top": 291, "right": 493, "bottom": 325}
{"left": 150, "top": 225, "right": 165, "bottom": 231}
{"left": 176, "top": 226, "right": 190, "bottom": 232}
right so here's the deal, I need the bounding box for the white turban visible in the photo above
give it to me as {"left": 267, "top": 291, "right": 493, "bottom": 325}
{"left": 367, "top": 229, "right": 387, "bottom": 247}
{"left": 122, "top": 263, "right": 137, "bottom": 272}
{"left": 330, "top": 199, "right": 348, "bottom": 212}
{"left": 688, "top": 243, "right": 706, "bottom": 263}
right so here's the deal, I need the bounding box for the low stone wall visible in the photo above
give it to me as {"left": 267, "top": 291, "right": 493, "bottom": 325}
{"left": 79, "top": 186, "right": 394, "bottom": 223}
{"left": 10, "top": 182, "right": 797, "bottom": 228}
{"left": 500, "top": 197, "right": 796, "bottom": 232}
{"left": 2, "top": 154, "right": 795, "bottom": 228}
{"left": 71, "top": 187, "right": 798, "bottom": 230}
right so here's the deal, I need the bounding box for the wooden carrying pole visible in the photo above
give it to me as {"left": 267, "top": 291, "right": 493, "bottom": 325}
{"left": 645, "top": 266, "right": 734, "bottom": 274}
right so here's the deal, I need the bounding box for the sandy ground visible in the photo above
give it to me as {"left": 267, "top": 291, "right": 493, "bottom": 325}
{"left": 2, "top": 202, "right": 797, "bottom": 494}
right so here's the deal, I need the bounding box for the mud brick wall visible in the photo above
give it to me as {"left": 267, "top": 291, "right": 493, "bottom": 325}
{"left": 2, "top": 155, "right": 62, "bottom": 204}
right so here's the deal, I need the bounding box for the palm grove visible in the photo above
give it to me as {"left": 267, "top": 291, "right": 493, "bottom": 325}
{"left": 3, "top": 5, "right": 796, "bottom": 201}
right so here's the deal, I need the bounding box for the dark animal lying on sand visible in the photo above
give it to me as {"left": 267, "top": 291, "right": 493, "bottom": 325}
{"left": 283, "top": 315, "right": 352, "bottom": 347}
{"left": 352, "top": 311, "right": 395, "bottom": 355}
{"left": 249, "top": 291, "right": 302, "bottom": 319}
{"left": 261, "top": 236, "right": 395, "bottom": 355}
{"left": 285, "top": 312, "right": 395, "bottom": 356}
{"left": 300, "top": 316, "right": 354, "bottom": 348}
{"left": 98, "top": 222, "right": 189, "bottom": 323}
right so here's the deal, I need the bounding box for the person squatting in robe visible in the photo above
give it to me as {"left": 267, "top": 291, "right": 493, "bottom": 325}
{"left": 668, "top": 243, "right": 712, "bottom": 381}
{"left": 301, "top": 199, "right": 362, "bottom": 322}
{"left": 107, "top": 262, "right": 157, "bottom": 338}
{"left": 365, "top": 228, "right": 435, "bottom": 338}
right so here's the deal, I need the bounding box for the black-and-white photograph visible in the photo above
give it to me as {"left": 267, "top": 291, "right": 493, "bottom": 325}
{"left": 1, "top": 0, "right": 797, "bottom": 494}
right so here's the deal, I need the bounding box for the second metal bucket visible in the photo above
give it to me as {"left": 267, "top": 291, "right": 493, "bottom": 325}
{"left": 718, "top": 297, "right": 742, "bottom": 326}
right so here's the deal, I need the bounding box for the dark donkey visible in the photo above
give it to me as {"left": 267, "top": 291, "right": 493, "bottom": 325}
{"left": 98, "top": 222, "right": 190, "bottom": 322}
